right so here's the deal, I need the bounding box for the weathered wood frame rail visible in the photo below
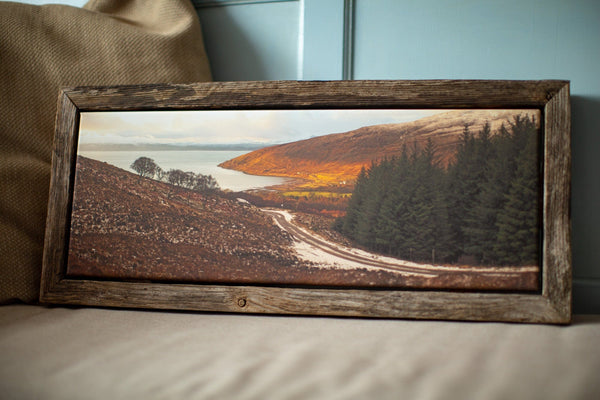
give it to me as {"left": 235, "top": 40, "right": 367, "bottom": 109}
{"left": 40, "top": 80, "right": 571, "bottom": 323}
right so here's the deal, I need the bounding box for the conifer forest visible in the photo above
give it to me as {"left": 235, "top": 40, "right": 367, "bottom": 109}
{"left": 336, "top": 115, "right": 540, "bottom": 266}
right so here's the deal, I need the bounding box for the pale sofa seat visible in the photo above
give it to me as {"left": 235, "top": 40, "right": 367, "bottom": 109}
{"left": 1, "top": 305, "right": 599, "bottom": 399}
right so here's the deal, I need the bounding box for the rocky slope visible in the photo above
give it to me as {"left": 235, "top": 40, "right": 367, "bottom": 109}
{"left": 67, "top": 156, "right": 303, "bottom": 283}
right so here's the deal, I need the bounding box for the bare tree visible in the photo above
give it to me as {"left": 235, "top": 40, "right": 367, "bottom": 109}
{"left": 130, "top": 157, "right": 158, "bottom": 178}
{"left": 192, "top": 173, "right": 220, "bottom": 192}
{"left": 155, "top": 166, "right": 166, "bottom": 182}
{"left": 166, "top": 169, "right": 187, "bottom": 187}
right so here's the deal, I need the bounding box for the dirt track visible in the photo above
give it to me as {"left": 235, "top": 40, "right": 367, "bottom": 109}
{"left": 262, "top": 208, "right": 539, "bottom": 282}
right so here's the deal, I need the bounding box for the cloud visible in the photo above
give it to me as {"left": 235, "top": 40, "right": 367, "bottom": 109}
{"left": 79, "top": 109, "right": 447, "bottom": 145}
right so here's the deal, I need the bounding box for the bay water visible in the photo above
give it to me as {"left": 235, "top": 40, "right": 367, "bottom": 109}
{"left": 79, "top": 150, "right": 289, "bottom": 192}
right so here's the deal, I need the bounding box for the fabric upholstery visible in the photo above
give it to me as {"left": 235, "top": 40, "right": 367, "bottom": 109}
{"left": 1, "top": 305, "right": 599, "bottom": 399}
{"left": 0, "top": 0, "right": 212, "bottom": 303}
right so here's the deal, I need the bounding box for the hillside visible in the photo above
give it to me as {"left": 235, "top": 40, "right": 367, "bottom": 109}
{"left": 67, "top": 156, "right": 304, "bottom": 283}
{"left": 67, "top": 157, "right": 434, "bottom": 287}
{"left": 66, "top": 156, "right": 538, "bottom": 290}
{"left": 219, "top": 109, "right": 540, "bottom": 188}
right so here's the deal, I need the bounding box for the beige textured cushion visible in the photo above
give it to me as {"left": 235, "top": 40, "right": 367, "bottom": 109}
{"left": 0, "top": 0, "right": 212, "bottom": 303}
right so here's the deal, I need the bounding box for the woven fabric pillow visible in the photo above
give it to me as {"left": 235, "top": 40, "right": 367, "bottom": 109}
{"left": 0, "top": 0, "right": 212, "bottom": 303}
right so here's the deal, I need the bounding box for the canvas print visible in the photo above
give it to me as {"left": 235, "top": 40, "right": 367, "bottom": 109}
{"left": 67, "top": 109, "right": 541, "bottom": 291}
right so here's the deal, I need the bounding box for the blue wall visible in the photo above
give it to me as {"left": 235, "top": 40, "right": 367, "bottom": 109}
{"left": 197, "top": 1, "right": 301, "bottom": 80}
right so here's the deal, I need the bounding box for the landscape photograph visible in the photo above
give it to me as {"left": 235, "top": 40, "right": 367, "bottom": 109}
{"left": 66, "top": 108, "right": 542, "bottom": 291}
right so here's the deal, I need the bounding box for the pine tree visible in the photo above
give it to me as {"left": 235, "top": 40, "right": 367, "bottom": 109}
{"left": 463, "top": 122, "right": 495, "bottom": 262}
{"left": 375, "top": 153, "right": 406, "bottom": 254}
{"left": 374, "top": 148, "right": 412, "bottom": 256}
{"left": 446, "top": 124, "right": 479, "bottom": 261}
{"left": 355, "top": 159, "right": 392, "bottom": 249}
{"left": 370, "top": 141, "right": 451, "bottom": 262}
{"left": 342, "top": 167, "right": 368, "bottom": 241}
{"left": 472, "top": 124, "right": 515, "bottom": 263}
{"left": 409, "top": 140, "right": 437, "bottom": 261}
{"left": 494, "top": 116, "right": 540, "bottom": 265}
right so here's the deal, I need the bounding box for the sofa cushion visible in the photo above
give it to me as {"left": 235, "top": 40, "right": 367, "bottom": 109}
{"left": 1, "top": 305, "right": 599, "bottom": 399}
{"left": 0, "top": 0, "right": 212, "bottom": 303}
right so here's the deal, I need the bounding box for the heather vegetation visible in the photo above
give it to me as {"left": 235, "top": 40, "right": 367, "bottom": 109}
{"left": 336, "top": 115, "right": 540, "bottom": 266}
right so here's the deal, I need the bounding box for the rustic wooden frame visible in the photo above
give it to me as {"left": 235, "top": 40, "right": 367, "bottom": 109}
{"left": 40, "top": 80, "right": 571, "bottom": 323}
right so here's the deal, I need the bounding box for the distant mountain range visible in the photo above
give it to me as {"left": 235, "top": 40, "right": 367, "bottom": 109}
{"left": 219, "top": 109, "right": 540, "bottom": 187}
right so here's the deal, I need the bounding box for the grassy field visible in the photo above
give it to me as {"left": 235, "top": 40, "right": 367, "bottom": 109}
{"left": 282, "top": 191, "right": 352, "bottom": 199}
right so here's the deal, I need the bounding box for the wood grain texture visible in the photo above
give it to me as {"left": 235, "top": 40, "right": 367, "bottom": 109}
{"left": 40, "top": 80, "right": 572, "bottom": 323}
{"left": 42, "top": 280, "right": 563, "bottom": 322}
{"left": 542, "top": 82, "right": 572, "bottom": 323}
{"left": 41, "top": 92, "right": 79, "bottom": 299}
{"left": 64, "top": 80, "right": 565, "bottom": 111}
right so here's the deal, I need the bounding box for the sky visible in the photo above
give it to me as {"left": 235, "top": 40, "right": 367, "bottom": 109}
{"left": 78, "top": 109, "right": 447, "bottom": 146}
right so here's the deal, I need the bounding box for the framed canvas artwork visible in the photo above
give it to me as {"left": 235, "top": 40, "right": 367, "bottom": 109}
{"left": 40, "top": 80, "right": 571, "bottom": 323}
